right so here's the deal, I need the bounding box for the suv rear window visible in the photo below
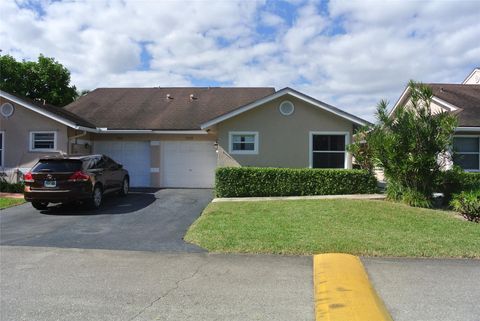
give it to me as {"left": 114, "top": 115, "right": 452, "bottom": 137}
{"left": 32, "top": 160, "right": 83, "bottom": 173}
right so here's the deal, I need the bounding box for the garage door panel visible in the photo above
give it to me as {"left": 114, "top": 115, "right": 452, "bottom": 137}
{"left": 94, "top": 141, "right": 150, "bottom": 187}
{"left": 161, "top": 141, "right": 216, "bottom": 188}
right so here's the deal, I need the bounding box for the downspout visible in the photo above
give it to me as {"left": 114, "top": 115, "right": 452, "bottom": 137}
{"left": 69, "top": 130, "right": 87, "bottom": 154}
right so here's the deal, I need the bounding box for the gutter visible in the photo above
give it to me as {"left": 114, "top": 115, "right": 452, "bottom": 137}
{"left": 94, "top": 128, "right": 209, "bottom": 134}
{"left": 455, "top": 127, "right": 480, "bottom": 132}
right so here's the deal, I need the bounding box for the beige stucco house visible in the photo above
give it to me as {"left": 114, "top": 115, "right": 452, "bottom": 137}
{"left": 389, "top": 68, "right": 480, "bottom": 172}
{"left": 0, "top": 87, "right": 368, "bottom": 188}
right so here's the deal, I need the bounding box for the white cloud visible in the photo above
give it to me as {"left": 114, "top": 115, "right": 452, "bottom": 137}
{"left": 0, "top": 0, "right": 478, "bottom": 121}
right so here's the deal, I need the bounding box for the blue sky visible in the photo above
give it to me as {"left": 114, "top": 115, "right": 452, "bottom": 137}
{"left": 2, "top": 0, "right": 479, "bottom": 121}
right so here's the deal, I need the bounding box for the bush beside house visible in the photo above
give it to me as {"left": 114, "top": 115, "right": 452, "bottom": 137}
{"left": 442, "top": 171, "right": 480, "bottom": 197}
{"left": 450, "top": 189, "right": 480, "bottom": 222}
{"left": 215, "top": 167, "right": 378, "bottom": 197}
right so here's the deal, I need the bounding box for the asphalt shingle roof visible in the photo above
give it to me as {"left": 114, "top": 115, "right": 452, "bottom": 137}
{"left": 428, "top": 84, "right": 480, "bottom": 127}
{"left": 64, "top": 87, "right": 276, "bottom": 130}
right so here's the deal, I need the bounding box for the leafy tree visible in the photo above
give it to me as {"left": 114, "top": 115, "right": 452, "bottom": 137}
{"left": 0, "top": 54, "right": 78, "bottom": 106}
{"left": 351, "top": 81, "right": 457, "bottom": 207}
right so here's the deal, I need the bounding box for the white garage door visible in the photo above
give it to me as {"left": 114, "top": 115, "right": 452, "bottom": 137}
{"left": 161, "top": 141, "right": 217, "bottom": 188}
{"left": 94, "top": 141, "right": 151, "bottom": 187}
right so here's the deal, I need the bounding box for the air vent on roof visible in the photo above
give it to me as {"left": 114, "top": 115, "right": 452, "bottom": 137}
{"left": 166, "top": 94, "right": 173, "bottom": 100}
{"left": 190, "top": 94, "right": 197, "bottom": 100}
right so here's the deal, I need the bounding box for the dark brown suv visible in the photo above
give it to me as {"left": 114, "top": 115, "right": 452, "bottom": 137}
{"left": 24, "top": 155, "right": 129, "bottom": 210}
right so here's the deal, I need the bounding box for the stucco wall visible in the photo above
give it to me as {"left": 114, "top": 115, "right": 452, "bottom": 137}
{"left": 0, "top": 97, "right": 69, "bottom": 173}
{"left": 216, "top": 96, "right": 354, "bottom": 168}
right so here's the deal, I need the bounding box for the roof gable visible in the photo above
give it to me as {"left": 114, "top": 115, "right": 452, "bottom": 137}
{"left": 390, "top": 84, "right": 480, "bottom": 127}
{"left": 0, "top": 90, "right": 96, "bottom": 130}
{"left": 200, "top": 87, "right": 369, "bottom": 129}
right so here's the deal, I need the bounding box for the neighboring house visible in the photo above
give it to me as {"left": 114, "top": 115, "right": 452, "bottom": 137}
{"left": 0, "top": 87, "right": 369, "bottom": 188}
{"left": 0, "top": 90, "right": 97, "bottom": 182}
{"left": 390, "top": 68, "right": 480, "bottom": 172}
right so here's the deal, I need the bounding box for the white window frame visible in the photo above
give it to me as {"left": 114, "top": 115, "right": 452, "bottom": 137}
{"left": 29, "top": 131, "right": 57, "bottom": 152}
{"left": 452, "top": 135, "right": 480, "bottom": 172}
{"left": 229, "top": 131, "right": 259, "bottom": 155}
{"left": 0, "top": 131, "right": 4, "bottom": 168}
{"left": 309, "top": 131, "right": 350, "bottom": 169}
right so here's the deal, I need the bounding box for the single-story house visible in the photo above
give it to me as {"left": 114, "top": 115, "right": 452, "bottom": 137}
{"left": 0, "top": 87, "right": 369, "bottom": 188}
{"left": 390, "top": 68, "right": 480, "bottom": 171}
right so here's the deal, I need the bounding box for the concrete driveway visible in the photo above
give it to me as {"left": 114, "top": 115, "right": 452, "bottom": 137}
{"left": 0, "top": 189, "right": 212, "bottom": 252}
{"left": 0, "top": 246, "right": 314, "bottom": 321}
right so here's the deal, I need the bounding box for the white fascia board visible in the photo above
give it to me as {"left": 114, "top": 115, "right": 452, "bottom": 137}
{"left": 200, "top": 88, "right": 368, "bottom": 129}
{"left": 389, "top": 87, "right": 410, "bottom": 117}
{"left": 463, "top": 68, "right": 480, "bottom": 84}
{"left": 431, "top": 97, "right": 460, "bottom": 111}
{"left": 455, "top": 127, "right": 480, "bottom": 132}
{"left": 0, "top": 90, "right": 93, "bottom": 130}
{"left": 76, "top": 126, "right": 98, "bottom": 133}
{"left": 389, "top": 88, "right": 461, "bottom": 117}
{"left": 96, "top": 129, "right": 208, "bottom": 134}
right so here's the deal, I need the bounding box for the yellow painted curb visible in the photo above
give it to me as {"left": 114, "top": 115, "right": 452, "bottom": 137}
{"left": 313, "top": 253, "right": 393, "bottom": 321}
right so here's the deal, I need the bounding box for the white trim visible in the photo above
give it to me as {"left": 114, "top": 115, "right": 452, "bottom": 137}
{"left": 463, "top": 68, "right": 480, "bottom": 84}
{"left": 431, "top": 96, "right": 460, "bottom": 112}
{"left": 309, "top": 131, "right": 350, "bottom": 169}
{"left": 0, "top": 102, "right": 14, "bottom": 117}
{"left": 279, "top": 100, "right": 295, "bottom": 116}
{"left": 389, "top": 87, "right": 410, "bottom": 117}
{"left": 0, "top": 131, "right": 4, "bottom": 169}
{"left": 452, "top": 135, "right": 480, "bottom": 171}
{"left": 150, "top": 141, "right": 161, "bottom": 146}
{"left": 0, "top": 90, "right": 97, "bottom": 132}
{"left": 456, "top": 127, "right": 480, "bottom": 132}
{"left": 389, "top": 87, "right": 461, "bottom": 117}
{"left": 228, "top": 131, "right": 259, "bottom": 155}
{"left": 201, "top": 88, "right": 368, "bottom": 129}
{"left": 96, "top": 129, "right": 209, "bottom": 134}
{"left": 29, "top": 131, "right": 57, "bottom": 152}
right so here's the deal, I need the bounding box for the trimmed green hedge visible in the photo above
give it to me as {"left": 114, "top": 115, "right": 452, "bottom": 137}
{"left": 215, "top": 167, "right": 378, "bottom": 197}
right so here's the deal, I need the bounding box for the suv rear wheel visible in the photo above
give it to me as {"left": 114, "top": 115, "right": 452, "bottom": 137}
{"left": 87, "top": 185, "right": 103, "bottom": 209}
{"left": 119, "top": 177, "right": 129, "bottom": 196}
{"left": 32, "top": 201, "right": 48, "bottom": 210}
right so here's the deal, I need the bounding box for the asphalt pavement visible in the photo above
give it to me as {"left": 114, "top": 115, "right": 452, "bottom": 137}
{"left": 363, "top": 257, "right": 480, "bottom": 321}
{"left": 0, "top": 189, "right": 212, "bottom": 252}
{"left": 0, "top": 246, "right": 314, "bottom": 321}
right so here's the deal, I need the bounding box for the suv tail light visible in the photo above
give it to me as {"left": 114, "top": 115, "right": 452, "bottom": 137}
{"left": 68, "top": 171, "right": 90, "bottom": 182}
{"left": 24, "top": 172, "right": 34, "bottom": 183}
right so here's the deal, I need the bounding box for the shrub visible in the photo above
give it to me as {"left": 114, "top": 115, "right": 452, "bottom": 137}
{"left": 450, "top": 189, "right": 480, "bottom": 222}
{"left": 215, "top": 167, "right": 378, "bottom": 197}
{"left": 386, "top": 180, "right": 433, "bottom": 207}
{"left": 354, "top": 81, "right": 457, "bottom": 208}
{"left": 441, "top": 169, "right": 480, "bottom": 201}
{"left": 0, "top": 180, "right": 25, "bottom": 193}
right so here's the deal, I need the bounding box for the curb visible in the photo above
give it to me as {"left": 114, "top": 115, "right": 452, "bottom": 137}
{"left": 212, "top": 194, "right": 385, "bottom": 202}
{"left": 313, "top": 253, "right": 393, "bottom": 321}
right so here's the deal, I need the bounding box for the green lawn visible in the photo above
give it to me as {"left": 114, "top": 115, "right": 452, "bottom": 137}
{"left": 0, "top": 197, "right": 25, "bottom": 209}
{"left": 185, "top": 199, "right": 480, "bottom": 258}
